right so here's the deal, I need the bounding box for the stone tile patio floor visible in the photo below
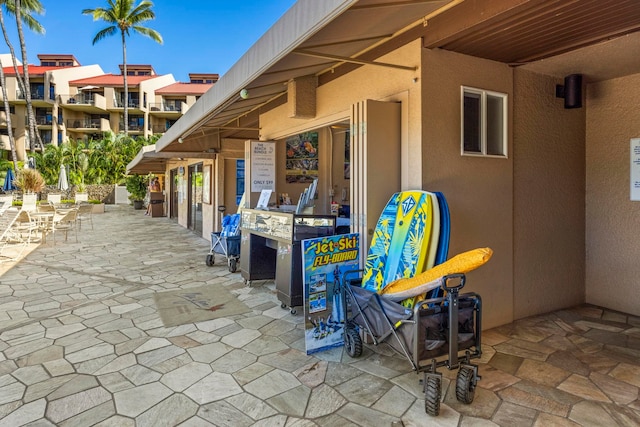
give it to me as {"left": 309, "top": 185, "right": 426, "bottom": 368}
{"left": 0, "top": 205, "right": 639, "bottom": 426}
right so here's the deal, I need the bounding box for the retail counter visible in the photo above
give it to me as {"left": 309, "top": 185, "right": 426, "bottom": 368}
{"left": 240, "top": 209, "right": 335, "bottom": 313}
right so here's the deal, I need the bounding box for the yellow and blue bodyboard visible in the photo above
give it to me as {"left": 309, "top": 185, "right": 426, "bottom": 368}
{"left": 362, "top": 191, "right": 439, "bottom": 293}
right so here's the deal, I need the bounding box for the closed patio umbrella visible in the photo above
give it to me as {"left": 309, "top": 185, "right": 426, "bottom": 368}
{"left": 3, "top": 167, "right": 16, "bottom": 192}
{"left": 57, "top": 164, "right": 69, "bottom": 191}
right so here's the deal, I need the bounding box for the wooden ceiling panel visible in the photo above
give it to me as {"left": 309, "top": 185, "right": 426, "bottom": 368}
{"left": 424, "top": 0, "right": 640, "bottom": 64}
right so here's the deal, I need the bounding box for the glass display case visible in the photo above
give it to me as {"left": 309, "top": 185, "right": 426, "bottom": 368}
{"left": 240, "top": 209, "right": 335, "bottom": 312}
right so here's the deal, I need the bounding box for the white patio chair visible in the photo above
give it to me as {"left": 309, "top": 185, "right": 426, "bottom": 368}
{"left": 0, "top": 194, "right": 13, "bottom": 215}
{"left": 76, "top": 203, "right": 94, "bottom": 230}
{"left": 51, "top": 209, "right": 78, "bottom": 244}
{"left": 21, "top": 194, "right": 37, "bottom": 212}
{"left": 0, "top": 210, "right": 37, "bottom": 261}
{"left": 0, "top": 209, "right": 22, "bottom": 262}
{"left": 13, "top": 210, "right": 38, "bottom": 241}
{"left": 47, "top": 194, "right": 62, "bottom": 206}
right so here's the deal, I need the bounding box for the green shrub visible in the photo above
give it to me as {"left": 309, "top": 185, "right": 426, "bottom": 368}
{"left": 125, "top": 175, "right": 147, "bottom": 201}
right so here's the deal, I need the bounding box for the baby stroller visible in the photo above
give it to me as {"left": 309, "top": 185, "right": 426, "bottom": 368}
{"left": 206, "top": 213, "right": 241, "bottom": 273}
{"left": 342, "top": 273, "right": 482, "bottom": 416}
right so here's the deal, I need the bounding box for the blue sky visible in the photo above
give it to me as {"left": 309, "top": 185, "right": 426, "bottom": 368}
{"left": 1, "top": 0, "right": 297, "bottom": 82}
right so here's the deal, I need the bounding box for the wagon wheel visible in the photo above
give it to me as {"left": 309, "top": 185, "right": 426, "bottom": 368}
{"left": 228, "top": 258, "right": 237, "bottom": 273}
{"left": 205, "top": 254, "right": 214, "bottom": 266}
{"left": 344, "top": 327, "right": 362, "bottom": 358}
{"left": 456, "top": 366, "right": 476, "bottom": 404}
{"left": 424, "top": 375, "right": 441, "bottom": 416}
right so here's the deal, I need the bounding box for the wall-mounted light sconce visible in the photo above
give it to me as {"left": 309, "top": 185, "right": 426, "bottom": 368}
{"left": 240, "top": 89, "right": 249, "bottom": 99}
{"left": 178, "top": 137, "right": 184, "bottom": 144}
{"left": 555, "top": 74, "right": 583, "bottom": 109}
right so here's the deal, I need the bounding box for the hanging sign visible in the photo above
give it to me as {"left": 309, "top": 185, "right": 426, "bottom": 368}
{"left": 301, "top": 233, "right": 360, "bottom": 355}
{"left": 250, "top": 141, "right": 276, "bottom": 192}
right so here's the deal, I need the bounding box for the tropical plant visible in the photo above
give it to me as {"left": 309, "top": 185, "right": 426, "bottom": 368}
{"left": 31, "top": 133, "right": 153, "bottom": 186}
{"left": 125, "top": 174, "right": 147, "bottom": 201}
{"left": 13, "top": 167, "right": 44, "bottom": 193}
{"left": 83, "top": 0, "right": 163, "bottom": 135}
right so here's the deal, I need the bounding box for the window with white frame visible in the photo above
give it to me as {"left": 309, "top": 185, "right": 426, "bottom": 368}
{"left": 461, "top": 86, "right": 507, "bottom": 157}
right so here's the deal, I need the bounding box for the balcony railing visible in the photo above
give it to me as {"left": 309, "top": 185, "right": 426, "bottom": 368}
{"left": 149, "top": 103, "right": 182, "bottom": 112}
{"left": 16, "top": 89, "right": 46, "bottom": 100}
{"left": 24, "top": 114, "right": 53, "bottom": 126}
{"left": 119, "top": 122, "right": 145, "bottom": 131}
{"left": 151, "top": 124, "right": 171, "bottom": 133}
{"left": 113, "top": 98, "right": 141, "bottom": 109}
{"left": 67, "top": 118, "right": 101, "bottom": 129}
{"left": 63, "top": 94, "right": 96, "bottom": 105}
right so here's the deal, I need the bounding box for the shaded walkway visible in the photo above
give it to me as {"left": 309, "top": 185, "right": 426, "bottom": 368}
{"left": 0, "top": 205, "right": 639, "bottom": 426}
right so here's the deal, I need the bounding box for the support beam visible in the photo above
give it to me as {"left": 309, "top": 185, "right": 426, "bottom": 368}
{"left": 293, "top": 49, "right": 417, "bottom": 71}
{"left": 287, "top": 75, "right": 317, "bottom": 119}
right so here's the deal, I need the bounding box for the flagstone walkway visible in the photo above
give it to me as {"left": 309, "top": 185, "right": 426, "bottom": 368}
{"left": 0, "top": 205, "right": 639, "bottom": 426}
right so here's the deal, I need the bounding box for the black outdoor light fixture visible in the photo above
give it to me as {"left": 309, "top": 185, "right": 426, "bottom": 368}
{"left": 556, "top": 74, "right": 583, "bottom": 109}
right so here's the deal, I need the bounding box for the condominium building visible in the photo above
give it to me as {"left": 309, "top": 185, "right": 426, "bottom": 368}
{"left": 1, "top": 54, "right": 103, "bottom": 158}
{"left": 150, "top": 74, "right": 218, "bottom": 134}
{"left": 0, "top": 54, "right": 215, "bottom": 160}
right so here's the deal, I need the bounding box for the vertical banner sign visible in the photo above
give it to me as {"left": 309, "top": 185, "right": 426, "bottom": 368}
{"left": 631, "top": 138, "right": 640, "bottom": 201}
{"left": 250, "top": 141, "right": 276, "bottom": 192}
{"left": 302, "top": 233, "right": 360, "bottom": 355}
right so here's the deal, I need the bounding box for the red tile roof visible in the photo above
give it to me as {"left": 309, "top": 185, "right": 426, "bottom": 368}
{"left": 2, "top": 65, "right": 71, "bottom": 75}
{"left": 155, "top": 82, "right": 213, "bottom": 95}
{"left": 69, "top": 74, "right": 156, "bottom": 87}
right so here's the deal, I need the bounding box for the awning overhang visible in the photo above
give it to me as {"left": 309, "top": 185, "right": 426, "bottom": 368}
{"left": 153, "top": 0, "right": 640, "bottom": 157}
{"left": 154, "top": 0, "right": 456, "bottom": 154}
{"left": 126, "top": 144, "right": 216, "bottom": 175}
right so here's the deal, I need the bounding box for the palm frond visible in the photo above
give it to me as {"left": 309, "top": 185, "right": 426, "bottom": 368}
{"left": 92, "top": 26, "right": 118, "bottom": 44}
{"left": 132, "top": 26, "right": 162, "bottom": 44}
{"left": 2, "top": 0, "right": 44, "bottom": 33}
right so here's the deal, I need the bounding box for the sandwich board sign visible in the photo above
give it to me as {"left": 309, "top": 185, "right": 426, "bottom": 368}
{"left": 301, "top": 233, "right": 360, "bottom": 355}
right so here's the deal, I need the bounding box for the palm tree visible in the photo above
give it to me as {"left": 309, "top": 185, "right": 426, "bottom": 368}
{"left": 0, "top": 16, "right": 18, "bottom": 171}
{"left": 83, "top": 0, "right": 162, "bottom": 135}
{"left": 0, "top": 0, "right": 45, "bottom": 163}
{"left": 13, "top": 0, "right": 46, "bottom": 151}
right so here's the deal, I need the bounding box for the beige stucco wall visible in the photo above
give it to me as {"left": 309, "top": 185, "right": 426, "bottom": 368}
{"left": 512, "top": 69, "right": 585, "bottom": 318}
{"left": 585, "top": 73, "right": 640, "bottom": 316}
{"left": 422, "top": 48, "right": 514, "bottom": 329}
{"left": 260, "top": 39, "right": 423, "bottom": 193}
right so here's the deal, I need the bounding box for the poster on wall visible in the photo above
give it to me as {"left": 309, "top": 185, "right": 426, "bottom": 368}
{"left": 250, "top": 141, "right": 276, "bottom": 192}
{"left": 631, "top": 139, "right": 640, "bottom": 201}
{"left": 286, "top": 132, "right": 318, "bottom": 183}
{"left": 302, "top": 233, "right": 360, "bottom": 355}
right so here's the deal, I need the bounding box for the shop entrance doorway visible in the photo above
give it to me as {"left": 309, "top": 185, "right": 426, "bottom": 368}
{"left": 188, "top": 163, "right": 203, "bottom": 234}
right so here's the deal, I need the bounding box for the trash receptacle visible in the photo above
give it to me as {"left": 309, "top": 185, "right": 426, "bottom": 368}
{"left": 150, "top": 192, "right": 164, "bottom": 217}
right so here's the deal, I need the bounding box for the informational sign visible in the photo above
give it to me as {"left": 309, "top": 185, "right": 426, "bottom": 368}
{"left": 631, "top": 139, "right": 640, "bottom": 201}
{"left": 250, "top": 141, "right": 276, "bottom": 192}
{"left": 301, "top": 233, "right": 360, "bottom": 355}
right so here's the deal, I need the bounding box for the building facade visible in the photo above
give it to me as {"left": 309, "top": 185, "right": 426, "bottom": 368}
{"left": 131, "top": 0, "right": 640, "bottom": 329}
{"left": 1, "top": 54, "right": 216, "bottom": 160}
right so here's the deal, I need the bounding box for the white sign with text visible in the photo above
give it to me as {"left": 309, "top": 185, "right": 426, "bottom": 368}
{"left": 631, "top": 139, "right": 640, "bottom": 201}
{"left": 250, "top": 141, "right": 276, "bottom": 192}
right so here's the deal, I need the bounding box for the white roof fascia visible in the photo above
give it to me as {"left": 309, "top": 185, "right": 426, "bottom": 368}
{"left": 126, "top": 144, "right": 157, "bottom": 173}
{"left": 155, "top": 0, "right": 357, "bottom": 152}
